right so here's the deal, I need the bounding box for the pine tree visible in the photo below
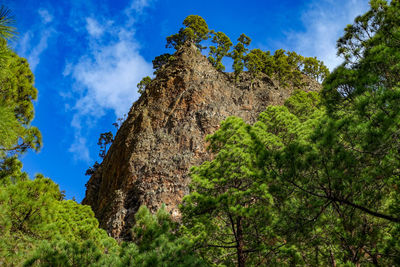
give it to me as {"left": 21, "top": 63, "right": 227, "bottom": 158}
{"left": 208, "top": 30, "right": 232, "bottom": 71}
{"left": 230, "top": 33, "right": 251, "bottom": 81}
{"left": 166, "top": 15, "right": 209, "bottom": 50}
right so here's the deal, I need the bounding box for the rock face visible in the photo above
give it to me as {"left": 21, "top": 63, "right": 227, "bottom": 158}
{"left": 82, "top": 44, "right": 320, "bottom": 240}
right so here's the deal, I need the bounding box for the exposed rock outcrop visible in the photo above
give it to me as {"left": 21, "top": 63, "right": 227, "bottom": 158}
{"left": 82, "top": 43, "right": 320, "bottom": 239}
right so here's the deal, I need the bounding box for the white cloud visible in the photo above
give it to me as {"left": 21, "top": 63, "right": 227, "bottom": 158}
{"left": 38, "top": 8, "right": 53, "bottom": 24}
{"left": 85, "top": 18, "right": 104, "bottom": 38}
{"left": 124, "top": 0, "right": 154, "bottom": 26}
{"left": 15, "top": 9, "right": 56, "bottom": 71}
{"left": 65, "top": 0, "right": 153, "bottom": 162}
{"left": 69, "top": 136, "right": 91, "bottom": 162}
{"left": 128, "top": 0, "right": 152, "bottom": 13}
{"left": 70, "top": 33, "right": 151, "bottom": 117}
{"left": 286, "top": 0, "right": 369, "bottom": 70}
{"left": 25, "top": 29, "right": 54, "bottom": 71}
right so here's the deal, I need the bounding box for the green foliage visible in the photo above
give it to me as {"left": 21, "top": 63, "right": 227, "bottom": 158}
{"left": 97, "top": 131, "right": 113, "bottom": 159}
{"left": 297, "top": 1, "right": 400, "bottom": 263}
{"left": 166, "top": 15, "right": 209, "bottom": 50}
{"left": 160, "top": 15, "right": 328, "bottom": 86}
{"left": 324, "top": 0, "right": 400, "bottom": 112}
{"left": 180, "top": 91, "right": 325, "bottom": 265}
{"left": 208, "top": 31, "right": 232, "bottom": 71}
{"left": 23, "top": 206, "right": 118, "bottom": 266}
{"left": 268, "top": 49, "right": 328, "bottom": 86}
{"left": 180, "top": 1, "right": 400, "bottom": 265}
{"left": 24, "top": 235, "right": 119, "bottom": 267}
{"left": 181, "top": 15, "right": 209, "bottom": 48}
{"left": 24, "top": 239, "right": 105, "bottom": 267}
{"left": 21, "top": 205, "right": 205, "bottom": 266}
{"left": 271, "top": 49, "right": 293, "bottom": 86}
{"left": 137, "top": 76, "right": 152, "bottom": 94}
{"left": 0, "top": 175, "right": 61, "bottom": 265}
{"left": 51, "top": 200, "right": 113, "bottom": 245}
{"left": 242, "top": 48, "right": 329, "bottom": 86}
{"left": 0, "top": 43, "right": 41, "bottom": 157}
{"left": 1, "top": 51, "right": 37, "bottom": 124}
{"left": 0, "top": 14, "right": 39, "bottom": 157}
{"left": 152, "top": 53, "right": 173, "bottom": 74}
{"left": 84, "top": 129, "right": 112, "bottom": 176}
{"left": 0, "top": 156, "right": 28, "bottom": 186}
{"left": 4, "top": 2, "right": 400, "bottom": 266}
{"left": 0, "top": 6, "right": 16, "bottom": 41}
{"left": 2, "top": 174, "right": 62, "bottom": 236}
{"left": 85, "top": 161, "right": 100, "bottom": 176}
{"left": 318, "top": 0, "right": 400, "bottom": 227}
{"left": 244, "top": 48, "right": 271, "bottom": 80}
{"left": 302, "top": 56, "right": 329, "bottom": 83}
{"left": 0, "top": 164, "right": 118, "bottom": 266}
{"left": 0, "top": 6, "right": 15, "bottom": 65}
{"left": 182, "top": 116, "right": 280, "bottom": 266}
{"left": 118, "top": 205, "right": 206, "bottom": 266}
{"left": 230, "top": 33, "right": 252, "bottom": 80}
{"left": 132, "top": 206, "right": 175, "bottom": 252}
{"left": 283, "top": 90, "right": 321, "bottom": 120}
{"left": 0, "top": 104, "right": 25, "bottom": 156}
{"left": 0, "top": 5, "right": 120, "bottom": 267}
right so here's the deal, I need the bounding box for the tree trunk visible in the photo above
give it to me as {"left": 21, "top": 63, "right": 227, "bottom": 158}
{"left": 330, "top": 249, "right": 336, "bottom": 267}
{"left": 236, "top": 217, "right": 246, "bottom": 267}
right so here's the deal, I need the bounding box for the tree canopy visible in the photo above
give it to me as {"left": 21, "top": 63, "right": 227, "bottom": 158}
{"left": 178, "top": 1, "right": 400, "bottom": 265}
{"left": 166, "top": 15, "right": 210, "bottom": 50}
{"left": 2, "top": 1, "right": 400, "bottom": 266}
{"left": 0, "top": 27, "right": 41, "bottom": 157}
{"left": 208, "top": 31, "right": 232, "bottom": 71}
{"left": 163, "top": 15, "right": 329, "bottom": 85}
{"left": 137, "top": 76, "right": 152, "bottom": 94}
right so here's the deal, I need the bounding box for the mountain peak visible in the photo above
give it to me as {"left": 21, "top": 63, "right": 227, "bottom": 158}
{"left": 83, "top": 44, "right": 320, "bottom": 240}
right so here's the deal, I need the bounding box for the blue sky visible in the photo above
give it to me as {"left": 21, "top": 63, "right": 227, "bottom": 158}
{"left": 6, "top": 0, "right": 369, "bottom": 201}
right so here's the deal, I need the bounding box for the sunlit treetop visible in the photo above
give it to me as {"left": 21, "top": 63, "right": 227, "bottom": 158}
{"left": 166, "top": 15, "right": 210, "bottom": 50}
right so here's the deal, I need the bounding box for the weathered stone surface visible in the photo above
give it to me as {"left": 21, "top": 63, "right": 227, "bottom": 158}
{"left": 82, "top": 43, "right": 320, "bottom": 240}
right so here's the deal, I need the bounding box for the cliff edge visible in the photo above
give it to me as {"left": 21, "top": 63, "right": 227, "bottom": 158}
{"left": 82, "top": 43, "right": 320, "bottom": 239}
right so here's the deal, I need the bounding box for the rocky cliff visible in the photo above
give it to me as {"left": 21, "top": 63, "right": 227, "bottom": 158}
{"left": 82, "top": 43, "right": 320, "bottom": 240}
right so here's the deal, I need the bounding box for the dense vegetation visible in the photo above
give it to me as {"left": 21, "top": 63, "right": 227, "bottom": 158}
{"left": 137, "top": 14, "right": 329, "bottom": 95}
{"left": 1, "top": 0, "right": 400, "bottom": 266}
